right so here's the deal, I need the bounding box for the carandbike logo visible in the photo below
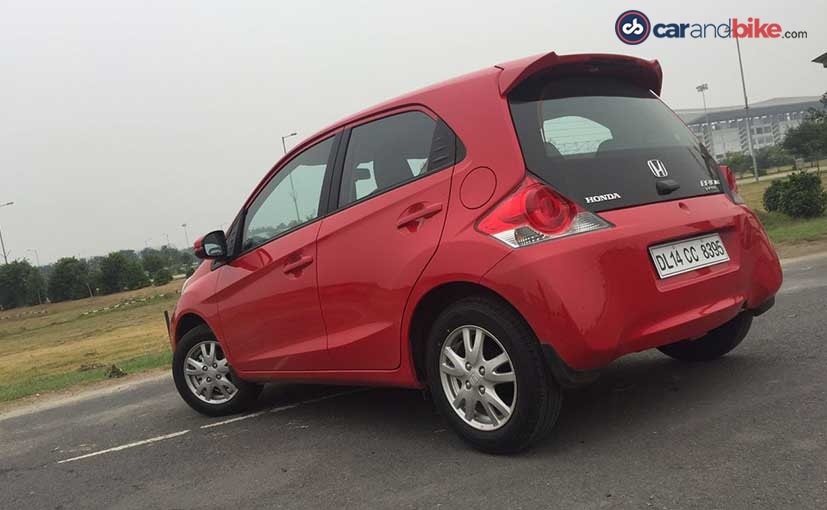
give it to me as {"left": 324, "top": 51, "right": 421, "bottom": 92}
{"left": 614, "top": 10, "right": 807, "bottom": 44}
{"left": 616, "top": 10, "right": 651, "bottom": 45}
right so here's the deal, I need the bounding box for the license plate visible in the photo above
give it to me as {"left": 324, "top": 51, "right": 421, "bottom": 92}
{"left": 649, "top": 234, "right": 729, "bottom": 279}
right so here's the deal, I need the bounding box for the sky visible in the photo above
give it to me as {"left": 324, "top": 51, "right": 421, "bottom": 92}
{"left": 1, "top": 0, "right": 825, "bottom": 264}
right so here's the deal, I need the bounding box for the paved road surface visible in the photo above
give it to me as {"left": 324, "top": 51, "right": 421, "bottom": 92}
{"left": 2, "top": 254, "right": 827, "bottom": 509}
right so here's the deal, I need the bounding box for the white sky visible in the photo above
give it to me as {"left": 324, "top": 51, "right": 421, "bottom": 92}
{"left": 1, "top": 0, "right": 825, "bottom": 264}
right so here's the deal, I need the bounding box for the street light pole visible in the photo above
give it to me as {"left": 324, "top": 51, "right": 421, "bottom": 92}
{"left": 735, "top": 36, "right": 760, "bottom": 182}
{"left": 0, "top": 201, "right": 14, "bottom": 264}
{"left": 181, "top": 223, "right": 190, "bottom": 248}
{"left": 26, "top": 248, "right": 40, "bottom": 267}
{"left": 281, "top": 132, "right": 301, "bottom": 222}
{"left": 696, "top": 83, "right": 715, "bottom": 157}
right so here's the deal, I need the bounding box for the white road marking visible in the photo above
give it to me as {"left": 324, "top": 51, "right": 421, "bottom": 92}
{"left": 55, "top": 388, "right": 370, "bottom": 464}
{"left": 200, "top": 411, "right": 267, "bottom": 429}
{"left": 57, "top": 430, "right": 190, "bottom": 464}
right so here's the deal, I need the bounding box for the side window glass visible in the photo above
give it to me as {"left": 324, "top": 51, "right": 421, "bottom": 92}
{"left": 338, "top": 112, "right": 437, "bottom": 207}
{"left": 242, "top": 137, "right": 334, "bottom": 251}
{"left": 542, "top": 116, "right": 613, "bottom": 156}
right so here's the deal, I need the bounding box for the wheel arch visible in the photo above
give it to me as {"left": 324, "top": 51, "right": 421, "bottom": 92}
{"left": 408, "top": 281, "right": 529, "bottom": 383}
{"left": 175, "top": 312, "right": 210, "bottom": 346}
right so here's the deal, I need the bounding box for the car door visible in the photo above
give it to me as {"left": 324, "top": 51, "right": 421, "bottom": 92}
{"left": 317, "top": 110, "right": 459, "bottom": 370}
{"left": 215, "top": 136, "right": 337, "bottom": 373}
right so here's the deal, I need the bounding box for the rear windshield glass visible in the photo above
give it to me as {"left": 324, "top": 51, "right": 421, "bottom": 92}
{"left": 509, "top": 76, "right": 723, "bottom": 212}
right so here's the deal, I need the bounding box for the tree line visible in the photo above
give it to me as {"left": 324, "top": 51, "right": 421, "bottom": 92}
{"left": 0, "top": 246, "right": 196, "bottom": 310}
{"left": 723, "top": 92, "right": 827, "bottom": 176}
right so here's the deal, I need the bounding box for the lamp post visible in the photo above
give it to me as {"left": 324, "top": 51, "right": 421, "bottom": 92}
{"left": 181, "top": 223, "right": 190, "bottom": 248}
{"left": 695, "top": 83, "right": 715, "bottom": 157}
{"left": 0, "top": 201, "right": 13, "bottom": 264}
{"left": 281, "top": 132, "right": 301, "bottom": 222}
{"left": 735, "top": 36, "right": 760, "bottom": 182}
{"left": 26, "top": 248, "right": 40, "bottom": 267}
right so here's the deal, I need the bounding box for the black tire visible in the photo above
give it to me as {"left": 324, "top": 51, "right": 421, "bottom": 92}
{"left": 658, "top": 312, "right": 753, "bottom": 362}
{"left": 173, "top": 324, "right": 262, "bottom": 416}
{"left": 426, "top": 296, "right": 562, "bottom": 454}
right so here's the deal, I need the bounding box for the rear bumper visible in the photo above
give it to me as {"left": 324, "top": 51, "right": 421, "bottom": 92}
{"left": 481, "top": 195, "right": 782, "bottom": 371}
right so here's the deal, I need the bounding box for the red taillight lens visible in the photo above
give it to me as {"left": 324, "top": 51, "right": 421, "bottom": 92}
{"left": 719, "top": 164, "right": 744, "bottom": 204}
{"left": 477, "top": 176, "right": 611, "bottom": 248}
{"left": 524, "top": 185, "right": 577, "bottom": 234}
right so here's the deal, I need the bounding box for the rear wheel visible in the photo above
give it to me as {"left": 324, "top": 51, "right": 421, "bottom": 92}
{"left": 658, "top": 312, "right": 753, "bottom": 362}
{"left": 173, "top": 325, "right": 261, "bottom": 416}
{"left": 426, "top": 296, "right": 561, "bottom": 453}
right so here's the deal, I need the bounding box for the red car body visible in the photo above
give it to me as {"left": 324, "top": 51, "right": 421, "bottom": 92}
{"left": 168, "top": 52, "right": 782, "bottom": 391}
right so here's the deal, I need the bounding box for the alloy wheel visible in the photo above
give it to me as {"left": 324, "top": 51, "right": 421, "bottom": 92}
{"left": 183, "top": 340, "right": 238, "bottom": 404}
{"left": 439, "top": 325, "right": 517, "bottom": 431}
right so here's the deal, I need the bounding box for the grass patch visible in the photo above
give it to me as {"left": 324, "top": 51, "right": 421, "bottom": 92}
{"left": 0, "top": 351, "right": 171, "bottom": 402}
{"left": 0, "top": 281, "right": 182, "bottom": 404}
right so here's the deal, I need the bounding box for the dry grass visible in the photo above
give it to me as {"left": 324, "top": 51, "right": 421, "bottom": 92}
{"left": 0, "top": 280, "right": 182, "bottom": 402}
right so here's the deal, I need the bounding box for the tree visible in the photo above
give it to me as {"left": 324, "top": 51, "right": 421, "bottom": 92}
{"left": 756, "top": 146, "right": 794, "bottom": 171}
{"left": 784, "top": 91, "right": 827, "bottom": 171}
{"left": 0, "top": 260, "right": 44, "bottom": 309}
{"left": 124, "top": 259, "right": 150, "bottom": 290}
{"left": 99, "top": 252, "right": 129, "bottom": 294}
{"left": 48, "top": 257, "right": 92, "bottom": 302}
{"left": 723, "top": 152, "right": 751, "bottom": 176}
{"left": 783, "top": 121, "right": 827, "bottom": 170}
{"left": 99, "top": 252, "right": 150, "bottom": 294}
{"left": 141, "top": 249, "right": 165, "bottom": 275}
{"left": 152, "top": 268, "right": 173, "bottom": 286}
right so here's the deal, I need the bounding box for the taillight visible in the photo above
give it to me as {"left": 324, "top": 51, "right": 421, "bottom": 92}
{"left": 477, "top": 175, "right": 612, "bottom": 248}
{"left": 719, "top": 164, "right": 745, "bottom": 204}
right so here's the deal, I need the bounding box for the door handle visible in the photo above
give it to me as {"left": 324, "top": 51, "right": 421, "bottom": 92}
{"left": 283, "top": 255, "right": 313, "bottom": 274}
{"left": 396, "top": 202, "right": 443, "bottom": 229}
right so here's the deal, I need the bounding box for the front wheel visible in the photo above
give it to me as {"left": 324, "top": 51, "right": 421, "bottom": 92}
{"left": 426, "top": 297, "right": 562, "bottom": 454}
{"left": 173, "top": 325, "right": 261, "bottom": 416}
{"left": 658, "top": 312, "right": 753, "bottom": 362}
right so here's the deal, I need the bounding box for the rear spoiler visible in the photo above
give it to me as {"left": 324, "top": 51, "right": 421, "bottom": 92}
{"left": 495, "top": 52, "right": 663, "bottom": 97}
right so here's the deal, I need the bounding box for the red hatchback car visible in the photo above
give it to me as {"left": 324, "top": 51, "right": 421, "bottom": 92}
{"left": 168, "top": 52, "right": 782, "bottom": 452}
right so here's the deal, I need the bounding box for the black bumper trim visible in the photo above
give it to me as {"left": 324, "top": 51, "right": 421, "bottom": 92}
{"left": 540, "top": 344, "right": 600, "bottom": 389}
{"left": 750, "top": 296, "right": 775, "bottom": 317}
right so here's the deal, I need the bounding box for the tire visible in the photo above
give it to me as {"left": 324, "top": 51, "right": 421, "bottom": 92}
{"left": 658, "top": 312, "right": 753, "bottom": 362}
{"left": 426, "top": 296, "right": 562, "bottom": 454}
{"left": 172, "top": 324, "right": 261, "bottom": 416}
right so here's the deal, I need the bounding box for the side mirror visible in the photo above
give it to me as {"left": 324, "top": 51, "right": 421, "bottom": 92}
{"left": 194, "top": 230, "right": 228, "bottom": 260}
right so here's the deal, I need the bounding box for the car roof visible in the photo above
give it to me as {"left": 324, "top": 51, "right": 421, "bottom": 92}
{"left": 286, "top": 51, "right": 661, "bottom": 155}
{"left": 248, "top": 51, "right": 661, "bottom": 206}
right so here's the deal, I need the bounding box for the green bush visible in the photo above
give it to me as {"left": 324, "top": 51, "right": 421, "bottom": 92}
{"left": 762, "top": 171, "right": 827, "bottom": 218}
{"left": 763, "top": 180, "right": 786, "bottom": 212}
{"left": 152, "top": 268, "right": 173, "bottom": 286}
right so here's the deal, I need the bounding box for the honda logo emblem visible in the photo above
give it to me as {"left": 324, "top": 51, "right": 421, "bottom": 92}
{"left": 647, "top": 159, "right": 668, "bottom": 178}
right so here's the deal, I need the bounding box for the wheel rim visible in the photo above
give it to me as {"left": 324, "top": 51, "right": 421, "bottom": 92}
{"left": 439, "top": 325, "right": 517, "bottom": 431}
{"left": 183, "top": 340, "right": 238, "bottom": 404}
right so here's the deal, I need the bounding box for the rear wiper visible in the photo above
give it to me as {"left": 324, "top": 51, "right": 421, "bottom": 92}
{"left": 656, "top": 179, "right": 681, "bottom": 195}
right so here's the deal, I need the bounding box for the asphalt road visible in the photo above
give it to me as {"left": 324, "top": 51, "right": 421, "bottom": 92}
{"left": 2, "top": 254, "right": 827, "bottom": 509}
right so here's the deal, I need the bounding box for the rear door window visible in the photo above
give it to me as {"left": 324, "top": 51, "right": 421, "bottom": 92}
{"left": 509, "top": 76, "right": 723, "bottom": 212}
{"left": 337, "top": 111, "right": 457, "bottom": 207}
